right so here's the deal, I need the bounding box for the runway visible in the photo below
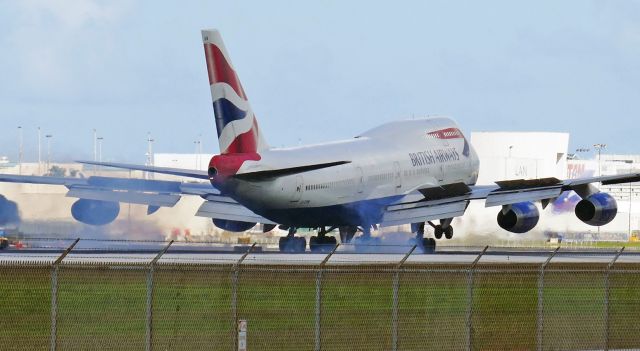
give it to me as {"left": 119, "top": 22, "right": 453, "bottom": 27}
{"left": 1, "top": 243, "right": 638, "bottom": 265}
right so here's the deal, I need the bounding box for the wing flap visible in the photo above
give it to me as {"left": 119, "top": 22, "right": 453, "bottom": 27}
{"left": 66, "top": 188, "right": 181, "bottom": 207}
{"left": 484, "top": 187, "right": 562, "bottom": 207}
{"left": 195, "top": 199, "right": 276, "bottom": 224}
{"left": 382, "top": 200, "right": 468, "bottom": 226}
{"left": 417, "top": 182, "right": 471, "bottom": 200}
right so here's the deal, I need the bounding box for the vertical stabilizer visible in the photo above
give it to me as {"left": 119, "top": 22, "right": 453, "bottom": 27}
{"left": 202, "top": 29, "right": 269, "bottom": 154}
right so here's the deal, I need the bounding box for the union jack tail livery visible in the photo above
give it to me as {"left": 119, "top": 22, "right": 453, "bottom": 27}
{"left": 202, "top": 30, "right": 269, "bottom": 155}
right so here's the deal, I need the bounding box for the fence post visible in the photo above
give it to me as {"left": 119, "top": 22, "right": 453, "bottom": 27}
{"left": 315, "top": 243, "right": 339, "bottom": 351}
{"left": 536, "top": 246, "right": 560, "bottom": 351}
{"left": 50, "top": 238, "right": 80, "bottom": 351}
{"left": 232, "top": 243, "right": 256, "bottom": 351}
{"left": 391, "top": 245, "right": 416, "bottom": 351}
{"left": 604, "top": 247, "right": 624, "bottom": 351}
{"left": 465, "top": 245, "right": 488, "bottom": 351}
{"left": 145, "top": 240, "right": 173, "bottom": 351}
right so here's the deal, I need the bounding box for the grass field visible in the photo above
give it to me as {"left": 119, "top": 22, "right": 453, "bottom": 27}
{"left": 2, "top": 262, "right": 640, "bottom": 350}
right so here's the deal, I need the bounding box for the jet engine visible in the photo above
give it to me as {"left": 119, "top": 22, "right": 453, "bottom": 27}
{"left": 71, "top": 199, "right": 120, "bottom": 226}
{"left": 0, "top": 195, "right": 20, "bottom": 225}
{"left": 212, "top": 218, "right": 256, "bottom": 232}
{"left": 497, "top": 202, "right": 540, "bottom": 234}
{"left": 575, "top": 192, "right": 617, "bottom": 226}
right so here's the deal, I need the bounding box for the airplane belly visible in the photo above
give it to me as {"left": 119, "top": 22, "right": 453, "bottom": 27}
{"left": 258, "top": 196, "right": 402, "bottom": 227}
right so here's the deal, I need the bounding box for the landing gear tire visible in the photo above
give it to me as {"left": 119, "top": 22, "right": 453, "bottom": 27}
{"left": 444, "top": 226, "right": 453, "bottom": 239}
{"left": 434, "top": 225, "right": 444, "bottom": 240}
{"left": 422, "top": 238, "right": 436, "bottom": 254}
{"left": 309, "top": 236, "right": 337, "bottom": 253}
{"left": 279, "top": 236, "right": 306, "bottom": 253}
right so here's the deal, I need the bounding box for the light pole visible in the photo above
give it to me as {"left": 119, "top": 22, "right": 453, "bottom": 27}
{"left": 593, "top": 143, "right": 606, "bottom": 177}
{"left": 17, "top": 126, "right": 23, "bottom": 175}
{"left": 629, "top": 162, "right": 633, "bottom": 240}
{"left": 623, "top": 160, "right": 634, "bottom": 240}
{"left": 194, "top": 139, "right": 201, "bottom": 169}
{"left": 505, "top": 145, "right": 513, "bottom": 179}
{"left": 146, "top": 133, "right": 154, "bottom": 179}
{"left": 93, "top": 129, "right": 97, "bottom": 173}
{"left": 198, "top": 134, "right": 203, "bottom": 169}
{"left": 611, "top": 159, "right": 634, "bottom": 240}
{"left": 38, "top": 127, "right": 42, "bottom": 175}
{"left": 97, "top": 137, "right": 104, "bottom": 162}
{"left": 593, "top": 143, "right": 606, "bottom": 238}
{"left": 45, "top": 134, "right": 53, "bottom": 172}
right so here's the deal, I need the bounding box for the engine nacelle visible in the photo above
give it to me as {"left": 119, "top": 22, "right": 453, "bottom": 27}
{"left": 575, "top": 192, "right": 617, "bottom": 226}
{"left": 497, "top": 202, "right": 540, "bottom": 234}
{"left": 212, "top": 218, "right": 256, "bottom": 232}
{"left": 71, "top": 199, "right": 120, "bottom": 226}
{"left": 0, "top": 195, "right": 20, "bottom": 225}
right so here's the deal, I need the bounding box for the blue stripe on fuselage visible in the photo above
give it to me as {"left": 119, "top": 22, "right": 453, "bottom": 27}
{"left": 213, "top": 98, "right": 247, "bottom": 137}
{"left": 252, "top": 195, "right": 405, "bottom": 228}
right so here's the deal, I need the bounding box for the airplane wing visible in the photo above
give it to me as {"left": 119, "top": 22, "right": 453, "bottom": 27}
{"left": 0, "top": 173, "right": 274, "bottom": 224}
{"left": 381, "top": 173, "right": 640, "bottom": 226}
{"left": 77, "top": 161, "right": 210, "bottom": 179}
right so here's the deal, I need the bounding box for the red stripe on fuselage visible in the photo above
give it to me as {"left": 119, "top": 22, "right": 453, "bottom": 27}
{"left": 209, "top": 152, "right": 261, "bottom": 179}
{"left": 203, "top": 43, "right": 246, "bottom": 99}
{"left": 427, "top": 127, "right": 463, "bottom": 140}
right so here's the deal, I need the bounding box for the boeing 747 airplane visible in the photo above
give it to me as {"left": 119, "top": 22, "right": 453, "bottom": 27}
{"left": 1, "top": 29, "right": 638, "bottom": 252}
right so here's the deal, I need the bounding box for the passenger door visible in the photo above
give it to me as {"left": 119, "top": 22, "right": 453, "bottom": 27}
{"left": 290, "top": 175, "right": 303, "bottom": 202}
{"left": 393, "top": 161, "right": 402, "bottom": 190}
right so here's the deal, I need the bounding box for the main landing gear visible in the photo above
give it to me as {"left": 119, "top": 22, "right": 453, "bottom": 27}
{"left": 278, "top": 227, "right": 339, "bottom": 253}
{"left": 432, "top": 219, "right": 454, "bottom": 240}
{"left": 278, "top": 227, "right": 306, "bottom": 253}
{"left": 413, "top": 222, "right": 436, "bottom": 254}
{"left": 412, "top": 218, "right": 454, "bottom": 254}
{"left": 309, "top": 227, "right": 338, "bottom": 253}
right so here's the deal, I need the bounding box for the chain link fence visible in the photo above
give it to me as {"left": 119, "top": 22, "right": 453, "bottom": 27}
{"left": 2, "top": 242, "right": 640, "bottom": 350}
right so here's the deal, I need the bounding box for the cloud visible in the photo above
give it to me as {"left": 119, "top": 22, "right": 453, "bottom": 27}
{"left": 19, "top": 0, "right": 125, "bottom": 28}
{"left": 1, "top": 0, "right": 134, "bottom": 99}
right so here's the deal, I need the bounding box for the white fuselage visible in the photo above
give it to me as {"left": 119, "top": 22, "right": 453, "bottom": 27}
{"left": 222, "top": 117, "right": 479, "bottom": 227}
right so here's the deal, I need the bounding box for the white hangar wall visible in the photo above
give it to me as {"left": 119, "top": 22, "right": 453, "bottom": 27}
{"left": 470, "top": 132, "right": 569, "bottom": 185}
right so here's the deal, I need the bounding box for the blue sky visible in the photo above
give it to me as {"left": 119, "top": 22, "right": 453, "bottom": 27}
{"left": 1, "top": 0, "right": 639, "bottom": 163}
